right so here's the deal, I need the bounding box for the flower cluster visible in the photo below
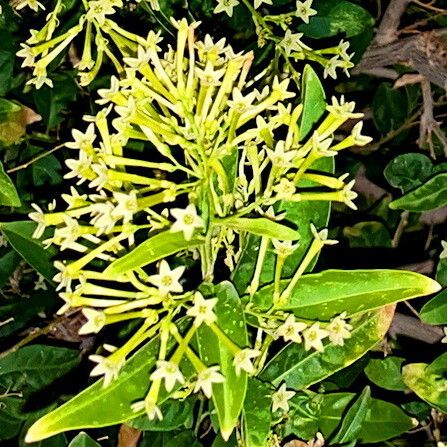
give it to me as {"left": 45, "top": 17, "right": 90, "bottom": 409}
{"left": 214, "top": 0, "right": 354, "bottom": 81}
{"left": 29, "top": 20, "right": 369, "bottom": 421}
{"left": 16, "top": 0, "right": 160, "bottom": 88}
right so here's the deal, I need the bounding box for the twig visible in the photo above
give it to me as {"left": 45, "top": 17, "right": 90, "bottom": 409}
{"left": 6, "top": 143, "right": 65, "bottom": 174}
{"left": 389, "top": 312, "right": 444, "bottom": 343}
{"left": 392, "top": 211, "right": 410, "bottom": 248}
{"left": 0, "top": 316, "right": 66, "bottom": 360}
{"left": 375, "top": 0, "right": 412, "bottom": 46}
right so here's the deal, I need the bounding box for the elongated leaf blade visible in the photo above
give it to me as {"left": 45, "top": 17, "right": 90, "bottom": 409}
{"left": 331, "top": 386, "right": 371, "bottom": 444}
{"left": 217, "top": 217, "right": 299, "bottom": 241}
{"left": 252, "top": 269, "right": 440, "bottom": 319}
{"left": 243, "top": 379, "right": 272, "bottom": 447}
{"left": 299, "top": 65, "right": 326, "bottom": 139}
{"left": 197, "top": 282, "right": 248, "bottom": 441}
{"left": 260, "top": 306, "right": 395, "bottom": 389}
{"left": 26, "top": 333, "right": 168, "bottom": 442}
{"left": 0, "top": 221, "right": 57, "bottom": 283}
{"left": 389, "top": 172, "right": 447, "bottom": 211}
{"left": 105, "top": 231, "right": 203, "bottom": 275}
{"left": 0, "top": 162, "right": 20, "bottom": 207}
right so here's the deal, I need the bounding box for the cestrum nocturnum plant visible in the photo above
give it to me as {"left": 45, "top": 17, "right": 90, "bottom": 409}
{"left": 26, "top": 17, "right": 397, "bottom": 444}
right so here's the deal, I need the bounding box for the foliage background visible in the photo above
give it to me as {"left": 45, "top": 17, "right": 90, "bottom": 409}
{"left": 1, "top": 0, "right": 447, "bottom": 445}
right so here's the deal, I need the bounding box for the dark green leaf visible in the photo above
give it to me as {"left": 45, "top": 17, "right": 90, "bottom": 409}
{"left": 373, "top": 83, "right": 409, "bottom": 134}
{"left": 331, "top": 386, "right": 371, "bottom": 444}
{"left": 128, "top": 398, "right": 195, "bottom": 431}
{"left": 0, "top": 345, "right": 80, "bottom": 395}
{"left": 343, "top": 221, "right": 392, "bottom": 248}
{"left": 0, "top": 249, "right": 21, "bottom": 289}
{"left": 365, "top": 357, "right": 407, "bottom": 391}
{"left": 0, "top": 221, "right": 57, "bottom": 283}
{"left": 390, "top": 173, "right": 447, "bottom": 212}
{"left": 384, "top": 153, "right": 433, "bottom": 193}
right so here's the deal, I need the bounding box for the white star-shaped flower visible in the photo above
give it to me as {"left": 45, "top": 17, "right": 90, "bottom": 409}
{"left": 254, "top": 0, "right": 272, "bottom": 9}
{"left": 276, "top": 315, "right": 307, "bottom": 344}
{"left": 233, "top": 348, "right": 261, "bottom": 376}
{"left": 302, "top": 322, "right": 329, "bottom": 352}
{"left": 326, "top": 312, "right": 352, "bottom": 346}
{"left": 214, "top": 0, "right": 240, "bottom": 17}
{"left": 79, "top": 308, "right": 106, "bottom": 335}
{"left": 440, "top": 240, "right": 447, "bottom": 259}
{"left": 194, "top": 366, "right": 225, "bottom": 398}
{"left": 272, "top": 383, "right": 295, "bottom": 412}
{"left": 170, "top": 204, "right": 204, "bottom": 241}
{"left": 187, "top": 291, "right": 218, "bottom": 327}
{"left": 148, "top": 260, "right": 185, "bottom": 297}
{"left": 295, "top": 0, "right": 317, "bottom": 24}
{"left": 150, "top": 360, "right": 185, "bottom": 392}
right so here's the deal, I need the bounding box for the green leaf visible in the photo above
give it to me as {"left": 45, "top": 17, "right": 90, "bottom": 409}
{"left": 0, "top": 345, "right": 80, "bottom": 395}
{"left": 317, "top": 393, "right": 414, "bottom": 443}
{"left": 25, "top": 332, "right": 173, "bottom": 442}
{"left": 105, "top": 230, "right": 203, "bottom": 275}
{"left": 402, "top": 362, "right": 447, "bottom": 413}
{"left": 420, "top": 289, "right": 447, "bottom": 325}
{"left": 365, "top": 357, "right": 407, "bottom": 391}
{"left": 343, "top": 221, "right": 392, "bottom": 248}
{"left": 128, "top": 397, "right": 195, "bottom": 431}
{"left": 0, "top": 162, "right": 20, "bottom": 207}
{"left": 0, "top": 221, "right": 57, "bottom": 283}
{"left": 243, "top": 379, "right": 272, "bottom": 447}
{"left": 197, "top": 281, "right": 248, "bottom": 441}
{"left": 217, "top": 217, "right": 299, "bottom": 241}
{"left": 299, "top": 65, "right": 326, "bottom": 139}
{"left": 0, "top": 249, "right": 21, "bottom": 289}
{"left": 331, "top": 386, "right": 371, "bottom": 444}
{"left": 0, "top": 30, "right": 17, "bottom": 96}
{"left": 299, "top": 1, "right": 373, "bottom": 38}
{"left": 373, "top": 83, "right": 410, "bottom": 134}
{"left": 32, "top": 72, "right": 78, "bottom": 128}
{"left": 260, "top": 306, "right": 395, "bottom": 389}
{"left": 163, "top": 431, "right": 202, "bottom": 447}
{"left": 384, "top": 153, "right": 433, "bottom": 193}
{"left": 68, "top": 432, "right": 101, "bottom": 447}
{"left": 252, "top": 269, "right": 440, "bottom": 319}
{"left": 0, "top": 396, "right": 25, "bottom": 441}
{"left": 390, "top": 173, "right": 447, "bottom": 212}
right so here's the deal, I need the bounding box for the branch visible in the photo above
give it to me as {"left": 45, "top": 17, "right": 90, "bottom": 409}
{"left": 375, "top": 0, "right": 413, "bottom": 46}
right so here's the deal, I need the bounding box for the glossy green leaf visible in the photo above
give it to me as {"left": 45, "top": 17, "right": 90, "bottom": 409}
{"left": 390, "top": 173, "right": 447, "bottom": 212}
{"left": 384, "top": 153, "right": 433, "bottom": 193}
{"left": 0, "top": 221, "right": 57, "bottom": 283}
{"left": 331, "top": 386, "right": 370, "bottom": 444}
{"left": 197, "top": 281, "right": 248, "bottom": 441}
{"left": 0, "top": 345, "right": 80, "bottom": 395}
{"left": 343, "top": 221, "right": 392, "bottom": 248}
{"left": 68, "top": 432, "right": 101, "bottom": 447}
{"left": 252, "top": 269, "right": 440, "bottom": 319}
{"left": 365, "top": 357, "right": 407, "bottom": 391}
{"left": 25, "top": 331, "right": 174, "bottom": 442}
{"left": 0, "top": 396, "right": 25, "bottom": 441}
{"left": 163, "top": 431, "right": 202, "bottom": 447}
{"left": 105, "top": 231, "right": 203, "bottom": 275}
{"left": 420, "top": 289, "right": 447, "bottom": 325}
{"left": 0, "top": 162, "right": 20, "bottom": 207}
{"left": 260, "top": 306, "right": 395, "bottom": 389}
{"left": 318, "top": 393, "right": 414, "bottom": 443}
{"left": 243, "top": 379, "right": 272, "bottom": 447}
{"left": 216, "top": 217, "right": 299, "bottom": 241}
{"left": 402, "top": 362, "right": 447, "bottom": 413}
{"left": 299, "top": 64, "right": 326, "bottom": 139}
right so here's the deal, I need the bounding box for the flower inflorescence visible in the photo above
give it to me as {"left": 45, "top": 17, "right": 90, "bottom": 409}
{"left": 29, "top": 19, "right": 369, "bottom": 420}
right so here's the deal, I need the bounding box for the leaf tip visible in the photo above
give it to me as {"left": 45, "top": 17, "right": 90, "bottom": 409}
{"left": 220, "top": 427, "right": 235, "bottom": 442}
{"left": 25, "top": 419, "right": 51, "bottom": 444}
